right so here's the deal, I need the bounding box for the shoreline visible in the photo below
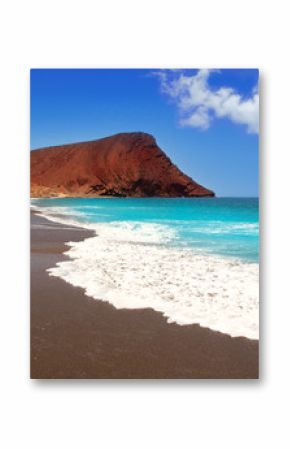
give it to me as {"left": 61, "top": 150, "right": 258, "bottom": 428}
{"left": 31, "top": 210, "right": 259, "bottom": 379}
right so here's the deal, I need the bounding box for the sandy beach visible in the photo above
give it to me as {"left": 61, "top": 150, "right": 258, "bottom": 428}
{"left": 31, "top": 211, "right": 259, "bottom": 379}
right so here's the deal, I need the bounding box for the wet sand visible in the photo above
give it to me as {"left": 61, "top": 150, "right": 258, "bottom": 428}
{"left": 31, "top": 211, "right": 259, "bottom": 379}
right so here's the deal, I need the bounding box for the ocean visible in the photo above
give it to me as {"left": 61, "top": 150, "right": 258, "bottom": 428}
{"left": 31, "top": 197, "right": 259, "bottom": 339}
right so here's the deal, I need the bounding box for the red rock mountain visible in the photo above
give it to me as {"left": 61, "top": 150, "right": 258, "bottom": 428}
{"left": 30, "top": 132, "right": 214, "bottom": 198}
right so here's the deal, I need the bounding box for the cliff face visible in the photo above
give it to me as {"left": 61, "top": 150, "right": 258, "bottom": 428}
{"left": 30, "top": 132, "right": 214, "bottom": 198}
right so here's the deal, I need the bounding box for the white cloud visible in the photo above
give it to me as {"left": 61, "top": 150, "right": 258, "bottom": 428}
{"left": 157, "top": 69, "right": 259, "bottom": 133}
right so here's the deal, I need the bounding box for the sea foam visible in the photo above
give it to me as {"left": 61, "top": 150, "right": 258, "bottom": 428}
{"left": 40, "top": 210, "right": 259, "bottom": 340}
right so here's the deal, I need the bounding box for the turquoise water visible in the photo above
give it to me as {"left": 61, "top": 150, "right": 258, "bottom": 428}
{"left": 32, "top": 197, "right": 259, "bottom": 263}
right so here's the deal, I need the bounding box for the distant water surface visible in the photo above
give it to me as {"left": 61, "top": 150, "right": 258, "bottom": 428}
{"left": 32, "top": 197, "right": 258, "bottom": 262}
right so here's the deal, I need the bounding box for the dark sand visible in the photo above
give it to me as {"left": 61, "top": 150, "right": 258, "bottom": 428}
{"left": 31, "top": 211, "right": 259, "bottom": 379}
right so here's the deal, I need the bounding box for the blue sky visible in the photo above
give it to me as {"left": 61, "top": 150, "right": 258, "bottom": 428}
{"left": 30, "top": 69, "right": 259, "bottom": 196}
